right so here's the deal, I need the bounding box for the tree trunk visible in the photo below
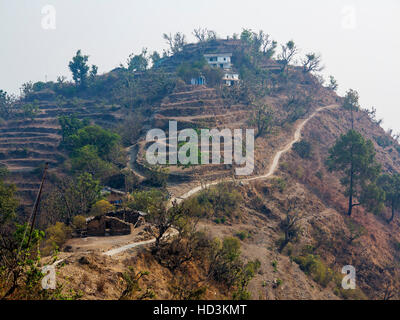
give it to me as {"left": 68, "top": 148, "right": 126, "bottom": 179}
{"left": 348, "top": 166, "right": 354, "bottom": 216}
{"left": 348, "top": 133, "right": 355, "bottom": 216}
{"left": 388, "top": 201, "right": 395, "bottom": 223}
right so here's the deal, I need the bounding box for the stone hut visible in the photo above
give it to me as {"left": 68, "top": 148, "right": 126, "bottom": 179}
{"left": 87, "top": 215, "right": 131, "bottom": 236}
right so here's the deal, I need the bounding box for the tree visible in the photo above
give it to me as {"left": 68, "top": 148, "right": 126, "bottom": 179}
{"left": 207, "top": 237, "right": 242, "bottom": 288}
{"left": 145, "top": 200, "right": 187, "bottom": 253}
{"left": 71, "top": 145, "right": 116, "bottom": 180}
{"left": 65, "top": 125, "right": 120, "bottom": 158}
{"left": 342, "top": 89, "right": 360, "bottom": 129}
{"left": 120, "top": 268, "right": 153, "bottom": 300}
{"left": 115, "top": 110, "right": 144, "bottom": 146}
{"left": 21, "top": 103, "right": 39, "bottom": 121}
{"left": 90, "top": 200, "right": 115, "bottom": 217}
{"left": 41, "top": 173, "right": 101, "bottom": 224}
{"left": 89, "top": 65, "right": 98, "bottom": 79}
{"left": 239, "top": 29, "right": 277, "bottom": 58}
{"left": 0, "top": 90, "right": 15, "bottom": 119}
{"left": 127, "top": 48, "right": 149, "bottom": 72}
{"left": 328, "top": 75, "right": 338, "bottom": 91}
{"left": 150, "top": 51, "right": 161, "bottom": 67}
{"left": 58, "top": 114, "right": 89, "bottom": 142}
{"left": 192, "top": 27, "right": 217, "bottom": 43}
{"left": 327, "top": 130, "right": 382, "bottom": 216}
{"left": 249, "top": 103, "right": 274, "bottom": 138}
{"left": 163, "top": 32, "right": 186, "bottom": 55}
{"left": 128, "top": 189, "right": 166, "bottom": 212}
{"left": 0, "top": 178, "right": 18, "bottom": 226}
{"left": 68, "top": 50, "right": 90, "bottom": 87}
{"left": 0, "top": 223, "right": 45, "bottom": 300}
{"left": 278, "top": 40, "right": 299, "bottom": 72}
{"left": 378, "top": 173, "right": 400, "bottom": 222}
{"left": 302, "top": 53, "right": 324, "bottom": 73}
{"left": 256, "top": 30, "right": 277, "bottom": 58}
{"left": 74, "top": 172, "right": 102, "bottom": 215}
{"left": 72, "top": 215, "right": 86, "bottom": 229}
{"left": 279, "top": 197, "right": 305, "bottom": 252}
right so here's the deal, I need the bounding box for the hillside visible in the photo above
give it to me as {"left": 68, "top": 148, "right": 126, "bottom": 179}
{"left": 1, "top": 34, "right": 400, "bottom": 300}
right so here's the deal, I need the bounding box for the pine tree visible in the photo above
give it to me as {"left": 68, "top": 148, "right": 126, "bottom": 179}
{"left": 327, "top": 130, "right": 382, "bottom": 216}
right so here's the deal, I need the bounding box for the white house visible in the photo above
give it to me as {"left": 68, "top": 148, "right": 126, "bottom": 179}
{"left": 204, "top": 53, "right": 232, "bottom": 69}
{"left": 203, "top": 53, "right": 239, "bottom": 86}
{"left": 222, "top": 71, "right": 240, "bottom": 86}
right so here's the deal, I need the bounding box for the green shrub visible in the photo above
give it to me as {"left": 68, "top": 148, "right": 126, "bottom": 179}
{"left": 294, "top": 254, "right": 333, "bottom": 287}
{"left": 72, "top": 215, "right": 87, "bottom": 229}
{"left": 293, "top": 140, "right": 312, "bottom": 159}
{"left": 43, "top": 222, "right": 72, "bottom": 255}
{"left": 272, "top": 260, "right": 278, "bottom": 272}
{"left": 128, "top": 189, "right": 166, "bottom": 212}
{"left": 235, "top": 231, "right": 250, "bottom": 241}
{"left": 196, "top": 182, "right": 242, "bottom": 219}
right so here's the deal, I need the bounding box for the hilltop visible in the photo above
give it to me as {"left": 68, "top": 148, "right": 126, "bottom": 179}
{"left": 1, "top": 30, "right": 400, "bottom": 300}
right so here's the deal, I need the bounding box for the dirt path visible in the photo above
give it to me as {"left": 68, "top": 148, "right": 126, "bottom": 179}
{"left": 102, "top": 229, "right": 178, "bottom": 256}
{"left": 173, "top": 104, "right": 338, "bottom": 202}
{"left": 103, "top": 238, "right": 155, "bottom": 256}
{"left": 126, "top": 144, "right": 146, "bottom": 180}
{"left": 106, "top": 104, "right": 338, "bottom": 256}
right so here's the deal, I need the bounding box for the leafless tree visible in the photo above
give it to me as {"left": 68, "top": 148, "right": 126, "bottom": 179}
{"left": 258, "top": 31, "right": 277, "bottom": 58}
{"left": 145, "top": 200, "right": 187, "bottom": 253}
{"left": 192, "top": 27, "right": 217, "bottom": 43}
{"left": 279, "top": 197, "right": 305, "bottom": 252}
{"left": 278, "top": 40, "right": 299, "bottom": 72}
{"left": 163, "top": 32, "right": 187, "bottom": 55}
{"left": 249, "top": 103, "right": 275, "bottom": 138}
{"left": 302, "top": 53, "right": 324, "bottom": 73}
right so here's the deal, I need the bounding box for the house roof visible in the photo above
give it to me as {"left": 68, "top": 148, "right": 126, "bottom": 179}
{"left": 204, "top": 53, "right": 232, "bottom": 57}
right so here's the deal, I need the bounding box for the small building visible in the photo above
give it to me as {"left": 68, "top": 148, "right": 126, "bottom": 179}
{"left": 222, "top": 71, "right": 240, "bottom": 86}
{"left": 87, "top": 215, "right": 131, "bottom": 237}
{"left": 204, "top": 52, "right": 239, "bottom": 86}
{"left": 84, "top": 209, "right": 147, "bottom": 237}
{"left": 204, "top": 53, "right": 232, "bottom": 69}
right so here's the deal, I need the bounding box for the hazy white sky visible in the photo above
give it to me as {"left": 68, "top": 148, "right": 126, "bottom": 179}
{"left": 0, "top": 0, "right": 399, "bottom": 130}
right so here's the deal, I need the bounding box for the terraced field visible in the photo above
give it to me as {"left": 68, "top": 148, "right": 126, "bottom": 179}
{"left": 136, "top": 84, "right": 250, "bottom": 184}
{"left": 0, "top": 95, "right": 122, "bottom": 204}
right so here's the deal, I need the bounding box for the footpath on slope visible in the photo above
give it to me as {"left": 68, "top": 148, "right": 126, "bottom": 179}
{"left": 103, "top": 104, "right": 339, "bottom": 256}
{"left": 173, "top": 104, "right": 338, "bottom": 202}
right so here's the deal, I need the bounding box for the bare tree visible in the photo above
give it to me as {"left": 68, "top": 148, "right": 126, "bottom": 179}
{"left": 302, "top": 53, "right": 324, "bottom": 73}
{"left": 192, "top": 27, "right": 217, "bottom": 43}
{"left": 163, "top": 32, "right": 187, "bottom": 55}
{"left": 258, "top": 31, "right": 277, "bottom": 58}
{"left": 249, "top": 103, "right": 275, "bottom": 139}
{"left": 380, "top": 265, "right": 399, "bottom": 300}
{"left": 279, "top": 197, "right": 305, "bottom": 252}
{"left": 145, "top": 200, "right": 187, "bottom": 253}
{"left": 278, "top": 40, "right": 299, "bottom": 72}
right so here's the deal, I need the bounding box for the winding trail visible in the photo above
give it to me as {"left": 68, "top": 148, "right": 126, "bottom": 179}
{"left": 173, "top": 104, "right": 338, "bottom": 203}
{"left": 103, "top": 238, "right": 155, "bottom": 256}
{"left": 105, "top": 104, "right": 337, "bottom": 256}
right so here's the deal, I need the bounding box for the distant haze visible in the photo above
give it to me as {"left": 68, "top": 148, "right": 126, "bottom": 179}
{"left": 1, "top": 0, "right": 399, "bottom": 131}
